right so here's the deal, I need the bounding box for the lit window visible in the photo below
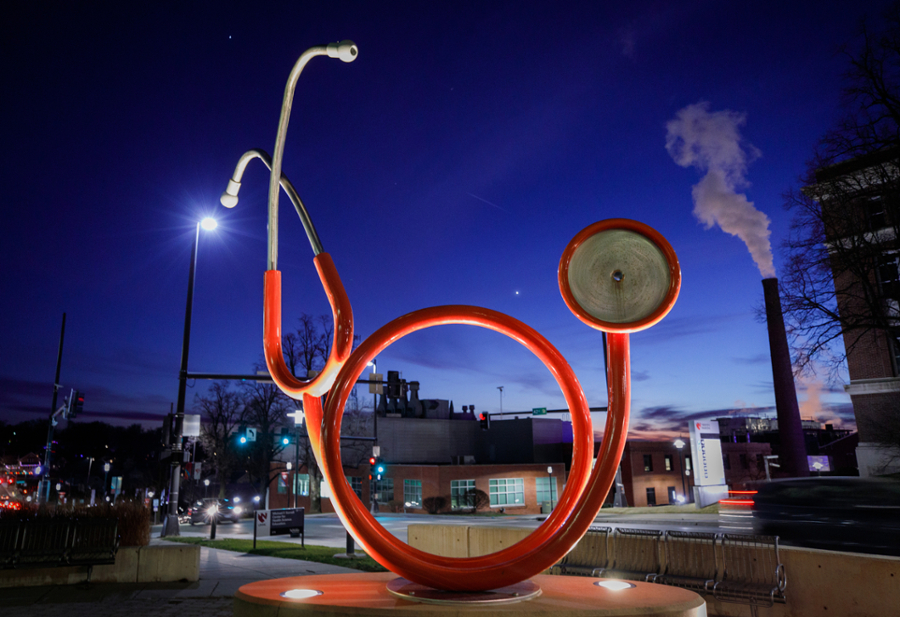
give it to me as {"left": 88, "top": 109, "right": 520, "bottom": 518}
{"left": 450, "top": 479, "right": 475, "bottom": 509}
{"left": 489, "top": 478, "right": 524, "bottom": 506}
{"left": 403, "top": 480, "right": 422, "bottom": 507}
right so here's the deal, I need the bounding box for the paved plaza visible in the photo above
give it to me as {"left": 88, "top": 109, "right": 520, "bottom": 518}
{"left": 4, "top": 540, "right": 358, "bottom": 617}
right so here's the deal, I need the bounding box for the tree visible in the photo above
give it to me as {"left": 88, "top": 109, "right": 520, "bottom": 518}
{"left": 780, "top": 4, "right": 900, "bottom": 379}
{"left": 195, "top": 382, "right": 244, "bottom": 499}
{"left": 240, "top": 380, "right": 291, "bottom": 506}
{"left": 280, "top": 316, "right": 373, "bottom": 512}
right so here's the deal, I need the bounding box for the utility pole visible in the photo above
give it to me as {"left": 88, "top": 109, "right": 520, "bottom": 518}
{"left": 40, "top": 313, "right": 66, "bottom": 504}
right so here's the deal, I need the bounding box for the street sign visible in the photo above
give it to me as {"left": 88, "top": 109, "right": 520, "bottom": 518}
{"left": 369, "top": 373, "right": 383, "bottom": 394}
{"left": 246, "top": 427, "right": 257, "bottom": 442}
{"left": 183, "top": 414, "right": 201, "bottom": 437}
{"left": 532, "top": 407, "right": 547, "bottom": 416}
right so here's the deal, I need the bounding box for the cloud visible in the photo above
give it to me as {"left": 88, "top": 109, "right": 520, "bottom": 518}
{"left": 666, "top": 101, "right": 774, "bottom": 278}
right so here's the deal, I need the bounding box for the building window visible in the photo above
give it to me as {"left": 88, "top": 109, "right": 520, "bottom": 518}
{"left": 664, "top": 454, "right": 673, "bottom": 472}
{"left": 489, "top": 478, "right": 524, "bottom": 506}
{"left": 536, "top": 477, "right": 558, "bottom": 505}
{"left": 723, "top": 455, "right": 731, "bottom": 470}
{"left": 375, "top": 478, "right": 394, "bottom": 504}
{"left": 451, "top": 479, "right": 476, "bottom": 509}
{"left": 756, "top": 454, "right": 766, "bottom": 471}
{"left": 404, "top": 479, "right": 422, "bottom": 507}
{"left": 740, "top": 453, "right": 749, "bottom": 469}
{"left": 349, "top": 476, "right": 363, "bottom": 499}
{"left": 667, "top": 486, "right": 677, "bottom": 503}
{"left": 646, "top": 487, "right": 656, "bottom": 506}
{"left": 867, "top": 196, "right": 887, "bottom": 231}
{"left": 277, "top": 473, "right": 288, "bottom": 494}
{"left": 294, "top": 473, "right": 309, "bottom": 496}
{"left": 685, "top": 456, "right": 692, "bottom": 472}
{"left": 643, "top": 455, "right": 653, "bottom": 472}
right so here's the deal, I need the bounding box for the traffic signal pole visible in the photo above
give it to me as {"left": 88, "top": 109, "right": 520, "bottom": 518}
{"left": 39, "top": 313, "right": 66, "bottom": 504}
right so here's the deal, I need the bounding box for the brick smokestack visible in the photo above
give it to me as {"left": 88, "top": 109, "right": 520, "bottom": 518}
{"left": 762, "top": 278, "right": 809, "bottom": 477}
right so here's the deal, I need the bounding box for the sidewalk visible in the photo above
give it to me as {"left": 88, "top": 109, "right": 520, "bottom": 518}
{"left": 4, "top": 539, "right": 359, "bottom": 617}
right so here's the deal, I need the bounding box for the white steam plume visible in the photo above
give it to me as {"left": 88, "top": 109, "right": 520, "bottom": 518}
{"left": 665, "top": 101, "right": 775, "bottom": 278}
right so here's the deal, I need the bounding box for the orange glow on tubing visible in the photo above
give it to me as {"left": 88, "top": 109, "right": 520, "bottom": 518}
{"left": 312, "top": 305, "right": 632, "bottom": 592}
{"left": 720, "top": 499, "right": 755, "bottom": 506}
{"left": 263, "top": 253, "right": 353, "bottom": 398}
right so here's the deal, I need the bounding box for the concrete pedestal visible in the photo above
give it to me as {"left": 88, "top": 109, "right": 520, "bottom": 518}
{"left": 234, "top": 572, "right": 706, "bottom": 616}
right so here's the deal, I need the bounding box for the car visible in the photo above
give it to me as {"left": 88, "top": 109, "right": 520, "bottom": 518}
{"left": 189, "top": 497, "right": 244, "bottom": 525}
{"left": 750, "top": 476, "right": 900, "bottom": 556}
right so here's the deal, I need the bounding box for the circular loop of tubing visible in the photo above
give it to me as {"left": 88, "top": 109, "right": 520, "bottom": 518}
{"left": 559, "top": 219, "right": 680, "bottom": 333}
{"left": 263, "top": 254, "right": 354, "bottom": 398}
{"left": 321, "top": 305, "right": 596, "bottom": 591}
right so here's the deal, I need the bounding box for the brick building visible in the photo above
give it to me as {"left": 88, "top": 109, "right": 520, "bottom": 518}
{"left": 806, "top": 149, "right": 900, "bottom": 475}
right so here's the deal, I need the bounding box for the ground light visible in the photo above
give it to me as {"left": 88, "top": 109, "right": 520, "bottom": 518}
{"left": 281, "top": 589, "right": 323, "bottom": 600}
{"left": 595, "top": 580, "right": 637, "bottom": 591}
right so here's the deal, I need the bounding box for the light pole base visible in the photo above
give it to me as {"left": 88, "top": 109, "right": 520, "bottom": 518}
{"left": 161, "top": 514, "right": 181, "bottom": 537}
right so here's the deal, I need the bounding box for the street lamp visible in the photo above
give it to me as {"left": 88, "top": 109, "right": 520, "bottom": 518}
{"left": 103, "top": 462, "right": 110, "bottom": 496}
{"left": 203, "top": 478, "right": 210, "bottom": 498}
{"left": 163, "top": 218, "right": 217, "bottom": 538}
{"left": 547, "top": 466, "right": 554, "bottom": 511}
{"left": 674, "top": 438, "right": 689, "bottom": 504}
{"left": 497, "top": 386, "right": 504, "bottom": 414}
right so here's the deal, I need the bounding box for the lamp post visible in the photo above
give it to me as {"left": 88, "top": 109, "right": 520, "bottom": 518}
{"left": 674, "top": 438, "right": 689, "bottom": 503}
{"left": 497, "top": 386, "right": 504, "bottom": 414}
{"left": 163, "top": 217, "right": 217, "bottom": 538}
{"left": 204, "top": 478, "right": 210, "bottom": 498}
{"left": 103, "top": 462, "right": 110, "bottom": 498}
{"left": 546, "top": 466, "right": 554, "bottom": 511}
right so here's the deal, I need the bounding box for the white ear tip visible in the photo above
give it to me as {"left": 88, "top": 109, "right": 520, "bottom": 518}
{"left": 220, "top": 192, "right": 239, "bottom": 208}
{"left": 327, "top": 40, "right": 358, "bottom": 62}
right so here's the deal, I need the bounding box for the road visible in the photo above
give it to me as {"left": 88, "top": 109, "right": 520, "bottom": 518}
{"left": 152, "top": 511, "right": 743, "bottom": 548}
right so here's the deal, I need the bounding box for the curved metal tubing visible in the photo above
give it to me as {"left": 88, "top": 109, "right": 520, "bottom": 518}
{"left": 313, "top": 305, "right": 630, "bottom": 591}
{"left": 221, "top": 148, "right": 323, "bottom": 255}
{"left": 264, "top": 255, "right": 353, "bottom": 398}
{"left": 267, "top": 42, "right": 356, "bottom": 271}
{"left": 559, "top": 218, "right": 681, "bottom": 334}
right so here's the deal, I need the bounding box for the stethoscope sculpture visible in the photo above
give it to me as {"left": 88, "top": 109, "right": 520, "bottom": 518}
{"left": 221, "top": 41, "right": 680, "bottom": 593}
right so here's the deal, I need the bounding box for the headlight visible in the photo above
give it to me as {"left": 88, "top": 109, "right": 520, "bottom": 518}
{"left": 207, "top": 505, "right": 219, "bottom": 514}
{"left": 233, "top": 507, "right": 243, "bottom": 515}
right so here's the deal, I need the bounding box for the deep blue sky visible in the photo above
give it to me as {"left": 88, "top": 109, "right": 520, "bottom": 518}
{"left": 2, "top": 1, "right": 886, "bottom": 437}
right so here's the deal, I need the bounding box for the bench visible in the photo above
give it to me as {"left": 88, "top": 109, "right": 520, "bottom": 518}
{"left": 0, "top": 517, "right": 119, "bottom": 582}
{"left": 655, "top": 530, "right": 718, "bottom": 592}
{"left": 551, "top": 529, "right": 786, "bottom": 614}
{"left": 595, "top": 527, "right": 664, "bottom": 582}
{"left": 549, "top": 526, "right": 610, "bottom": 576}
{"left": 712, "top": 533, "right": 786, "bottom": 615}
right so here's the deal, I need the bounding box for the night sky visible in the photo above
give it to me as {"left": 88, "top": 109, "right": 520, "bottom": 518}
{"left": 2, "top": 1, "right": 886, "bottom": 438}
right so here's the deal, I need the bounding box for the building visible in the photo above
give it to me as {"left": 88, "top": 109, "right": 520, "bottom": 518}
{"left": 619, "top": 441, "right": 694, "bottom": 507}
{"left": 807, "top": 148, "right": 900, "bottom": 475}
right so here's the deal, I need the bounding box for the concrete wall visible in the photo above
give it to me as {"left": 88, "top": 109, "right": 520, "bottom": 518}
{"left": 0, "top": 543, "right": 200, "bottom": 587}
{"left": 408, "top": 524, "right": 900, "bottom": 617}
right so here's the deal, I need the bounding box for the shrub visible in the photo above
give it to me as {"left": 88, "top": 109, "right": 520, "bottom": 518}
{"left": 467, "top": 488, "right": 490, "bottom": 512}
{"left": 422, "top": 496, "right": 448, "bottom": 514}
{"left": 0, "top": 500, "right": 150, "bottom": 546}
{"left": 387, "top": 499, "right": 404, "bottom": 513}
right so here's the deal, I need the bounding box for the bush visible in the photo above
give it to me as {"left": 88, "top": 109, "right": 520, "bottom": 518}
{"left": 387, "top": 499, "right": 404, "bottom": 513}
{"left": 422, "top": 496, "right": 448, "bottom": 514}
{"left": 0, "top": 500, "right": 150, "bottom": 546}
{"left": 467, "top": 488, "right": 490, "bottom": 512}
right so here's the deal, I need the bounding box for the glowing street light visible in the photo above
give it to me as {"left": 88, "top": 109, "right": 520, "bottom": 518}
{"left": 674, "top": 438, "right": 689, "bottom": 503}
{"left": 200, "top": 217, "right": 218, "bottom": 231}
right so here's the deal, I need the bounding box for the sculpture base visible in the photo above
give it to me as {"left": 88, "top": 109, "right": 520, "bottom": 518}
{"left": 234, "top": 573, "right": 706, "bottom": 616}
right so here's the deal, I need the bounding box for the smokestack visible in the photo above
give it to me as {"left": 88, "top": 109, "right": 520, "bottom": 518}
{"left": 762, "top": 278, "right": 809, "bottom": 477}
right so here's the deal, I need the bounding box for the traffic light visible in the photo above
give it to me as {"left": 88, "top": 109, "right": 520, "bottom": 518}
{"left": 69, "top": 391, "right": 84, "bottom": 418}
{"left": 479, "top": 412, "right": 490, "bottom": 430}
{"left": 238, "top": 425, "right": 248, "bottom": 445}
{"left": 280, "top": 427, "right": 292, "bottom": 446}
{"left": 375, "top": 458, "right": 386, "bottom": 481}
